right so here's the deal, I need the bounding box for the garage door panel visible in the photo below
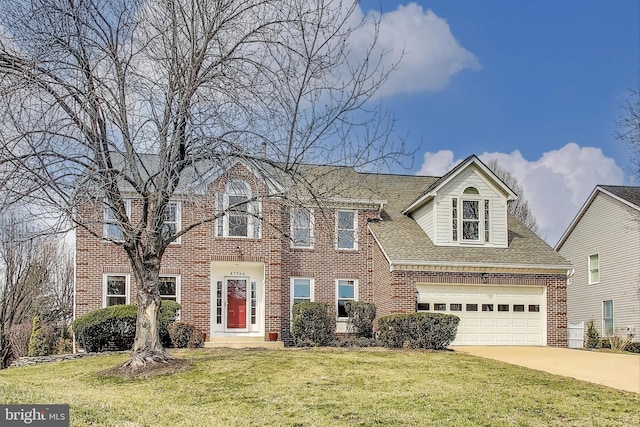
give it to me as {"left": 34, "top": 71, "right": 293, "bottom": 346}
{"left": 496, "top": 318, "right": 511, "bottom": 327}
{"left": 417, "top": 284, "right": 544, "bottom": 346}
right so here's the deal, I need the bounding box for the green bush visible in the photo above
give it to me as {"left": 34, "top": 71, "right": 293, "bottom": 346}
{"left": 71, "top": 301, "right": 179, "bottom": 352}
{"left": 585, "top": 320, "right": 599, "bottom": 349}
{"left": 28, "top": 317, "right": 49, "bottom": 356}
{"left": 345, "top": 302, "right": 376, "bottom": 338}
{"left": 291, "top": 302, "right": 336, "bottom": 347}
{"left": 167, "top": 322, "right": 205, "bottom": 348}
{"left": 377, "top": 313, "right": 460, "bottom": 350}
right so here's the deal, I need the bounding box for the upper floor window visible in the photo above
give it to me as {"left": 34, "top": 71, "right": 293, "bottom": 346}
{"left": 162, "top": 201, "right": 182, "bottom": 243}
{"left": 216, "top": 180, "right": 260, "bottom": 238}
{"left": 291, "top": 208, "right": 314, "bottom": 248}
{"left": 452, "top": 187, "right": 489, "bottom": 243}
{"left": 588, "top": 254, "right": 599, "bottom": 284}
{"left": 336, "top": 210, "right": 357, "bottom": 250}
{"left": 104, "top": 274, "right": 129, "bottom": 307}
{"left": 103, "top": 199, "right": 131, "bottom": 241}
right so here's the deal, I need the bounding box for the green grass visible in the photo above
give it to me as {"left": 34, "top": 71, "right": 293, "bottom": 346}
{"left": 1, "top": 348, "right": 638, "bottom": 426}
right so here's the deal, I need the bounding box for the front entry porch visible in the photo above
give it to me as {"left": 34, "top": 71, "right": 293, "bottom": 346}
{"left": 210, "top": 260, "right": 270, "bottom": 341}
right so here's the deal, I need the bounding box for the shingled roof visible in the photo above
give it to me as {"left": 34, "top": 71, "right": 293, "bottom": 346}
{"left": 357, "top": 171, "right": 571, "bottom": 271}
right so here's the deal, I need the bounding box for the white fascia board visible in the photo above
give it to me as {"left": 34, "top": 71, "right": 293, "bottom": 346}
{"left": 367, "top": 225, "right": 393, "bottom": 272}
{"left": 390, "top": 259, "right": 573, "bottom": 273}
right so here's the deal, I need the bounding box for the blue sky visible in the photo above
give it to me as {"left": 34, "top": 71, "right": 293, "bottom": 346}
{"left": 354, "top": 1, "right": 639, "bottom": 244}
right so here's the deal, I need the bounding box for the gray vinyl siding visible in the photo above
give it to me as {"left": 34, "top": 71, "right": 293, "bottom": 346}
{"left": 559, "top": 193, "right": 640, "bottom": 340}
{"left": 413, "top": 201, "right": 434, "bottom": 241}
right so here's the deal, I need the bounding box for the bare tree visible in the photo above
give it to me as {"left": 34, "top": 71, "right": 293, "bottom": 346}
{"left": 0, "top": 217, "right": 58, "bottom": 368}
{"left": 617, "top": 89, "right": 640, "bottom": 179}
{"left": 0, "top": 0, "right": 405, "bottom": 372}
{"left": 486, "top": 159, "right": 540, "bottom": 235}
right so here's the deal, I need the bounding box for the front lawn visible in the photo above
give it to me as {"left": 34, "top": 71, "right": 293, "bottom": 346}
{"left": 0, "top": 348, "right": 638, "bottom": 426}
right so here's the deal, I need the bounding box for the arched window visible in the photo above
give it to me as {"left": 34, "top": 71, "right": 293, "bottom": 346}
{"left": 452, "top": 187, "right": 490, "bottom": 243}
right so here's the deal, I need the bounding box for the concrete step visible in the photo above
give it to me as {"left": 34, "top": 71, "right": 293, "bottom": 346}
{"left": 204, "top": 336, "right": 284, "bottom": 349}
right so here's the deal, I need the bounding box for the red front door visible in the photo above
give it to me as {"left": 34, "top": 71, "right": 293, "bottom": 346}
{"left": 227, "top": 279, "right": 247, "bottom": 329}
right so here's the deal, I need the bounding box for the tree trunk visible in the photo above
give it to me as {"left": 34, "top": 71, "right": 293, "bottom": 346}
{"left": 120, "top": 256, "right": 174, "bottom": 373}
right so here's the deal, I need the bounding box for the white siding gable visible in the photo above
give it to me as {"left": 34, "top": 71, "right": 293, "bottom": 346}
{"left": 411, "top": 164, "right": 510, "bottom": 248}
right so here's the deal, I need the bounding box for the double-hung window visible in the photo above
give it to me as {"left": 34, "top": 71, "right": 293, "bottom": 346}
{"left": 216, "top": 180, "right": 260, "bottom": 238}
{"left": 336, "top": 279, "right": 357, "bottom": 319}
{"left": 104, "top": 274, "right": 129, "bottom": 307}
{"left": 162, "top": 201, "right": 182, "bottom": 243}
{"left": 291, "top": 278, "right": 314, "bottom": 307}
{"left": 291, "top": 208, "right": 314, "bottom": 248}
{"left": 588, "top": 254, "right": 599, "bottom": 284}
{"left": 103, "top": 199, "right": 131, "bottom": 241}
{"left": 336, "top": 210, "right": 357, "bottom": 250}
{"left": 602, "top": 300, "right": 613, "bottom": 336}
{"left": 159, "top": 276, "right": 180, "bottom": 302}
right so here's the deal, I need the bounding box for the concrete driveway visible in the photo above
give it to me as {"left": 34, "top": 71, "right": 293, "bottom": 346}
{"left": 451, "top": 346, "right": 640, "bottom": 393}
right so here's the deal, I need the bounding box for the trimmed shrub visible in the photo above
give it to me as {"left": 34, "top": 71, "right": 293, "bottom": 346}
{"left": 167, "top": 322, "right": 205, "bottom": 348}
{"left": 377, "top": 313, "right": 460, "bottom": 350}
{"left": 345, "top": 302, "right": 376, "bottom": 338}
{"left": 72, "top": 301, "right": 179, "bottom": 352}
{"left": 291, "top": 302, "right": 336, "bottom": 347}
{"left": 585, "top": 320, "right": 599, "bottom": 349}
{"left": 28, "top": 317, "right": 49, "bottom": 356}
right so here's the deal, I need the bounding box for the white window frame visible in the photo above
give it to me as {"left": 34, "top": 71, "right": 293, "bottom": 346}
{"left": 162, "top": 201, "right": 182, "bottom": 244}
{"left": 216, "top": 180, "right": 261, "bottom": 239}
{"left": 335, "top": 210, "right": 358, "bottom": 250}
{"left": 290, "top": 277, "right": 314, "bottom": 309}
{"left": 290, "top": 208, "right": 314, "bottom": 248}
{"left": 159, "top": 275, "right": 181, "bottom": 303}
{"left": 336, "top": 279, "right": 358, "bottom": 320}
{"left": 103, "top": 199, "right": 131, "bottom": 241}
{"left": 602, "top": 299, "right": 613, "bottom": 337}
{"left": 451, "top": 188, "right": 490, "bottom": 244}
{"left": 103, "top": 274, "right": 130, "bottom": 307}
{"left": 588, "top": 254, "right": 600, "bottom": 284}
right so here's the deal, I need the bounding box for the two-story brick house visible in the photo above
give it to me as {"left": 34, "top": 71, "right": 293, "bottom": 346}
{"left": 74, "top": 155, "right": 572, "bottom": 346}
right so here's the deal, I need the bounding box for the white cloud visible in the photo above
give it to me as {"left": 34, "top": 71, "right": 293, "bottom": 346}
{"left": 351, "top": 3, "right": 481, "bottom": 97}
{"left": 417, "top": 143, "right": 625, "bottom": 245}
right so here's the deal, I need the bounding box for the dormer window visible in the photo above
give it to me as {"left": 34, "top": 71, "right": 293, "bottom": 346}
{"left": 452, "top": 187, "right": 490, "bottom": 243}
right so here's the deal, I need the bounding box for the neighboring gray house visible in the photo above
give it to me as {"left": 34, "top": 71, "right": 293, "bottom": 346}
{"left": 556, "top": 185, "right": 640, "bottom": 342}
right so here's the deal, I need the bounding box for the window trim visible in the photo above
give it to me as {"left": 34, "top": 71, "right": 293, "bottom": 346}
{"left": 290, "top": 277, "right": 314, "bottom": 309}
{"left": 163, "top": 201, "right": 182, "bottom": 244}
{"left": 602, "top": 299, "right": 613, "bottom": 337}
{"left": 451, "top": 189, "right": 490, "bottom": 244}
{"left": 290, "top": 208, "right": 315, "bottom": 249}
{"left": 103, "top": 199, "right": 131, "bottom": 241}
{"left": 588, "top": 254, "right": 600, "bottom": 284}
{"left": 336, "top": 279, "right": 358, "bottom": 320}
{"left": 216, "top": 180, "right": 261, "bottom": 239}
{"left": 335, "top": 210, "right": 358, "bottom": 250}
{"left": 103, "top": 274, "right": 130, "bottom": 307}
{"left": 159, "top": 275, "right": 181, "bottom": 304}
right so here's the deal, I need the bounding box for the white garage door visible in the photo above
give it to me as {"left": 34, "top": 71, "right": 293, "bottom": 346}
{"left": 416, "top": 284, "right": 545, "bottom": 345}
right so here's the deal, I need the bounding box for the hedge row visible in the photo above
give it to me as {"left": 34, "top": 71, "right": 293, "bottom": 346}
{"left": 71, "top": 301, "right": 180, "bottom": 352}
{"left": 377, "top": 312, "right": 460, "bottom": 350}
{"left": 291, "top": 302, "right": 336, "bottom": 346}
